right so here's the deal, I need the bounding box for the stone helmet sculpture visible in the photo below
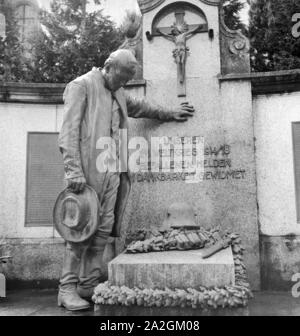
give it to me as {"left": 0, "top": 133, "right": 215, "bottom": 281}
{"left": 162, "top": 202, "right": 199, "bottom": 230}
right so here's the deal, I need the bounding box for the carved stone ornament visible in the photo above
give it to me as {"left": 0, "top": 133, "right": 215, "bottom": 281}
{"left": 119, "top": 25, "right": 143, "bottom": 79}
{"left": 137, "top": 0, "right": 221, "bottom": 14}
{"left": 162, "top": 202, "right": 199, "bottom": 230}
{"left": 137, "top": 0, "right": 165, "bottom": 14}
{"left": 147, "top": 3, "right": 208, "bottom": 97}
{"left": 219, "top": 6, "right": 250, "bottom": 75}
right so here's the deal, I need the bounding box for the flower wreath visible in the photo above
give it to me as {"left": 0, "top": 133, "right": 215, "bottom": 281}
{"left": 93, "top": 229, "right": 253, "bottom": 310}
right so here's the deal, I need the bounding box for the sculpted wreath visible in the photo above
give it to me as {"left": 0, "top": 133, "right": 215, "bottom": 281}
{"left": 93, "top": 228, "right": 253, "bottom": 309}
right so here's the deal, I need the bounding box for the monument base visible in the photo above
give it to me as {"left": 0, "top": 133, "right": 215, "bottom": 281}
{"left": 93, "top": 233, "right": 252, "bottom": 310}
{"left": 94, "top": 304, "right": 249, "bottom": 316}
{"left": 109, "top": 247, "right": 235, "bottom": 289}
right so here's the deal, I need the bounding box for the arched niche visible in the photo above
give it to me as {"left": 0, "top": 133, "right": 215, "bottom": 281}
{"left": 150, "top": 1, "right": 208, "bottom": 37}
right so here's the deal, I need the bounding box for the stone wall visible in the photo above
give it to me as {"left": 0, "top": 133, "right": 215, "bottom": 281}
{"left": 254, "top": 90, "right": 300, "bottom": 237}
{"left": 253, "top": 75, "right": 300, "bottom": 290}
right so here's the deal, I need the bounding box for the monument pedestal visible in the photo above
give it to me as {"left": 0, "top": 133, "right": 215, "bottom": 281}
{"left": 93, "top": 245, "right": 251, "bottom": 313}
{"left": 94, "top": 304, "right": 249, "bottom": 316}
{"left": 109, "top": 247, "right": 235, "bottom": 289}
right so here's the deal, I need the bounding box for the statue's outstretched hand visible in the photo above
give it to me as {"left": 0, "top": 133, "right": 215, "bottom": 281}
{"left": 173, "top": 102, "right": 195, "bottom": 122}
{"left": 67, "top": 176, "right": 86, "bottom": 194}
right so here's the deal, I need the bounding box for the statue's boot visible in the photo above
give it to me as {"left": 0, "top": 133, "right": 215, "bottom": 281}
{"left": 58, "top": 243, "right": 90, "bottom": 311}
{"left": 77, "top": 236, "right": 107, "bottom": 301}
{"left": 58, "top": 285, "right": 90, "bottom": 311}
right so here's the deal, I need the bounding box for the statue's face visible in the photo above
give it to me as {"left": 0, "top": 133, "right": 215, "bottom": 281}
{"left": 105, "top": 64, "right": 136, "bottom": 91}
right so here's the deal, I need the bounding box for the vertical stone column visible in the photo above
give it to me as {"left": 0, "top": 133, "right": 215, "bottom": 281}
{"left": 124, "top": 0, "right": 260, "bottom": 289}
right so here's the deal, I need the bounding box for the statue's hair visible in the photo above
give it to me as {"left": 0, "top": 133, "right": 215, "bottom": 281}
{"left": 104, "top": 49, "right": 137, "bottom": 72}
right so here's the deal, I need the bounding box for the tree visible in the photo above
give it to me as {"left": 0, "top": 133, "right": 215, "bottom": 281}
{"left": 29, "top": 0, "right": 123, "bottom": 83}
{"left": 223, "top": 0, "right": 246, "bottom": 32}
{"left": 249, "top": 0, "right": 300, "bottom": 71}
{"left": 0, "top": 1, "right": 29, "bottom": 82}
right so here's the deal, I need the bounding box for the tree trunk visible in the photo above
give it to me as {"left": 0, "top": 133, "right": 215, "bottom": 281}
{"left": 80, "top": 0, "right": 87, "bottom": 38}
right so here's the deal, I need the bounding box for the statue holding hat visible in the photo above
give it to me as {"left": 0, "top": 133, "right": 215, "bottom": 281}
{"left": 55, "top": 49, "right": 195, "bottom": 311}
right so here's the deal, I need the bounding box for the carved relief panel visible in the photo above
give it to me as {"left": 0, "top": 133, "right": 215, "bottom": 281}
{"left": 145, "top": 2, "right": 210, "bottom": 97}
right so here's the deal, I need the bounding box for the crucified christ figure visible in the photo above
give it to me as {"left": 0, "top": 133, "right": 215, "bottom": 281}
{"left": 157, "top": 23, "right": 202, "bottom": 84}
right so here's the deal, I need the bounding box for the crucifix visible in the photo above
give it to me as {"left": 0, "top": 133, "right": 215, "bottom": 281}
{"left": 157, "top": 8, "right": 203, "bottom": 97}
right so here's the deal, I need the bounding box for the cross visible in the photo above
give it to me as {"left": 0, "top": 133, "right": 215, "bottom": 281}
{"left": 156, "top": 8, "right": 205, "bottom": 97}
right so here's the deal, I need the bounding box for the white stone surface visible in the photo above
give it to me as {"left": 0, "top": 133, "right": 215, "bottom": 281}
{"left": 254, "top": 92, "right": 300, "bottom": 236}
{"left": 109, "top": 247, "right": 235, "bottom": 289}
{"left": 0, "top": 103, "right": 60, "bottom": 239}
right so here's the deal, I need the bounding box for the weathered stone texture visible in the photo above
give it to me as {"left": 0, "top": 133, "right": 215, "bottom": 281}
{"left": 109, "top": 247, "right": 235, "bottom": 289}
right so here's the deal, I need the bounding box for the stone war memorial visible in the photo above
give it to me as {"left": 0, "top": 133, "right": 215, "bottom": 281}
{"left": 92, "top": 0, "right": 258, "bottom": 315}
{"left": 2, "top": 0, "right": 300, "bottom": 317}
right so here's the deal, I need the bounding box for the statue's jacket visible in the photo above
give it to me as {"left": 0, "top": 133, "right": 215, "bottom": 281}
{"left": 58, "top": 68, "right": 173, "bottom": 237}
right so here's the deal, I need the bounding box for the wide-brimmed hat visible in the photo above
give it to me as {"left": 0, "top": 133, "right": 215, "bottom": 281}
{"left": 53, "top": 185, "right": 100, "bottom": 243}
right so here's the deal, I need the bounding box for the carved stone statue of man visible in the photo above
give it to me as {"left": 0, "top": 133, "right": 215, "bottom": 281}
{"left": 58, "top": 49, "right": 195, "bottom": 311}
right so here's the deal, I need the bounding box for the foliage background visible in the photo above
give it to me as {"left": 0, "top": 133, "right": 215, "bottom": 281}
{"left": 27, "top": 0, "right": 123, "bottom": 83}
{"left": 0, "top": 0, "right": 29, "bottom": 82}
{"left": 1, "top": 0, "right": 300, "bottom": 82}
{"left": 249, "top": 0, "right": 300, "bottom": 72}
